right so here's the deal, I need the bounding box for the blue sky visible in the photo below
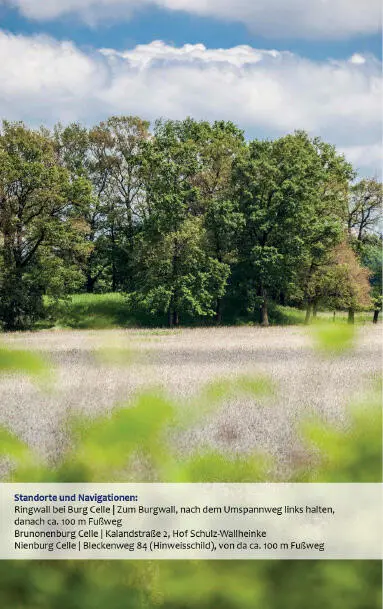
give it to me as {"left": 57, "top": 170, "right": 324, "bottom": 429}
{"left": 1, "top": 4, "right": 381, "bottom": 61}
{"left": 0, "top": 0, "right": 381, "bottom": 176}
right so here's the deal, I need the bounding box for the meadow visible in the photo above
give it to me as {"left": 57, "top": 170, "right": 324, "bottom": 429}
{"left": 0, "top": 321, "right": 380, "bottom": 480}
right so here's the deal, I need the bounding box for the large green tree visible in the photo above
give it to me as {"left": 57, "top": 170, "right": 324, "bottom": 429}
{"left": 195, "top": 121, "right": 246, "bottom": 322}
{"left": 54, "top": 117, "right": 150, "bottom": 294}
{"left": 0, "top": 122, "right": 91, "bottom": 329}
{"left": 297, "top": 138, "right": 354, "bottom": 322}
{"left": 91, "top": 116, "right": 150, "bottom": 292}
{"left": 53, "top": 122, "right": 109, "bottom": 293}
{"left": 234, "top": 131, "right": 353, "bottom": 325}
{"left": 134, "top": 119, "right": 230, "bottom": 325}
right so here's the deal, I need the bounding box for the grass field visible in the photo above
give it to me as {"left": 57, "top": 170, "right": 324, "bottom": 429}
{"left": 41, "top": 292, "right": 376, "bottom": 330}
{"left": 0, "top": 324, "right": 380, "bottom": 480}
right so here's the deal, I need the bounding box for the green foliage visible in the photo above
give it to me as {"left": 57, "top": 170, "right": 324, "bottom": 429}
{"left": 348, "top": 178, "right": 382, "bottom": 242}
{"left": 0, "top": 560, "right": 154, "bottom": 609}
{"left": 0, "top": 426, "right": 31, "bottom": 463}
{"left": 132, "top": 217, "right": 230, "bottom": 323}
{"left": 1, "top": 117, "right": 380, "bottom": 330}
{"left": 311, "top": 321, "right": 356, "bottom": 355}
{"left": 199, "top": 374, "right": 274, "bottom": 405}
{"left": 303, "top": 242, "right": 372, "bottom": 318}
{"left": 233, "top": 131, "right": 354, "bottom": 325}
{"left": 157, "top": 559, "right": 381, "bottom": 609}
{"left": 359, "top": 238, "right": 382, "bottom": 320}
{"left": 0, "top": 121, "right": 92, "bottom": 329}
{"left": 0, "top": 270, "right": 45, "bottom": 330}
{"left": 177, "top": 452, "right": 271, "bottom": 484}
{"left": 0, "top": 345, "right": 48, "bottom": 378}
{"left": 299, "top": 385, "right": 382, "bottom": 482}
{"left": 129, "top": 119, "right": 240, "bottom": 325}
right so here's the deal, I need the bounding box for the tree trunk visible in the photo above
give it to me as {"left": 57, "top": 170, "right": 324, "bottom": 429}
{"left": 172, "top": 310, "right": 179, "bottom": 327}
{"left": 168, "top": 307, "right": 173, "bottom": 328}
{"left": 111, "top": 265, "right": 117, "bottom": 292}
{"left": 312, "top": 301, "right": 318, "bottom": 319}
{"left": 215, "top": 298, "right": 222, "bottom": 325}
{"left": 111, "top": 226, "right": 117, "bottom": 292}
{"left": 333, "top": 311, "right": 336, "bottom": 322}
{"left": 373, "top": 309, "right": 379, "bottom": 324}
{"left": 261, "top": 289, "right": 269, "bottom": 327}
{"left": 348, "top": 308, "right": 355, "bottom": 324}
{"left": 2, "top": 266, "right": 28, "bottom": 330}
{"left": 305, "top": 302, "right": 313, "bottom": 325}
{"left": 111, "top": 248, "right": 117, "bottom": 291}
{"left": 86, "top": 274, "right": 96, "bottom": 294}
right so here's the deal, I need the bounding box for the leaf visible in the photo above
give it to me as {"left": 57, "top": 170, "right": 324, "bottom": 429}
{"left": 311, "top": 322, "right": 355, "bottom": 355}
{"left": 0, "top": 346, "right": 49, "bottom": 378}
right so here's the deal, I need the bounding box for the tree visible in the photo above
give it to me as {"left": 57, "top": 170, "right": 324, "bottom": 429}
{"left": 348, "top": 178, "right": 382, "bottom": 242}
{"left": 194, "top": 121, "right": 246, "bottom": 322}
{"left": 347, "top": 178, "right": 382, "bottom": 322}
{"left": 162, "top": 119, "right": 246, "bottom": 322}
{"left": 133, "top": 217, "right": 229, "bottom": 326}
{"left": 359, "top": 237, "right": 382, "bottom": 323}
{"left": 93, "top": 116, "right": 150, "bottom": 292}
{"left": 306, "top": 242, "right": 371, "bottom": 322}
{"left": 0, "top": 122, "right": 91, "bottom": 329}
{"left": 53, "top": 122, "right": 109, "bottom": 294}
{"left": 234, "top": 131, "right": 353, "bottom": 325}
{"left": 134, "top": 119, "right": 230, "bottom": 325}
{"left": 54, "top": 117, "right": 151, "bottom": 294}
{"left": 290, "top": 139, "right": 354, "bottom": 323}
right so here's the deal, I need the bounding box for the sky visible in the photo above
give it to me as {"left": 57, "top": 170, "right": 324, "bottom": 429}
{"left": 0, "top": 0, "right": 381, "bottom": 176}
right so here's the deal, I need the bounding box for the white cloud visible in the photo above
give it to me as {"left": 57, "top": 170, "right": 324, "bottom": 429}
{"left": 0, "top": 33, "right": 381, "bottom": 175}
{"left": 2, "top": 0, "right": 382, "bottom": 40}
{"left": 349, "top": 54, "right": 367, "bottom": 65}
{"left": 0, "top": 32, "right": 107, "bottom": 123}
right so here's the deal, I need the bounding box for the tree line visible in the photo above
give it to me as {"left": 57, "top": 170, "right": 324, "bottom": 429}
{"left": 0, "top": 117, "right": 381, "bottom": 330}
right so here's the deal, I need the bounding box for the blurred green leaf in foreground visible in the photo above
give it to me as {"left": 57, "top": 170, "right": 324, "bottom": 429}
{"left": 310, "top": 321, "right": 356, "bottom": 355}
{"left": 0, "top": 346, "right": 49, "bottom": 378}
